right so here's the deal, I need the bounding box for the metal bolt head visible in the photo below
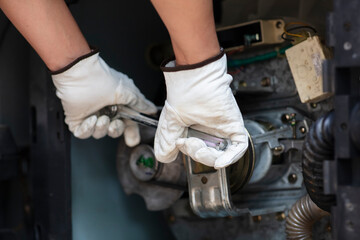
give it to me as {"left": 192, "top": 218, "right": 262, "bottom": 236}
{"left": 310, "top": 103, "right": 317, "bottom": 108}
{"left": 252, "top": 215, "right": 262, "bottom": 222}
{"left": 299, "top": 127, "right": 306, "bottom": 134}
{"left": 344, "top": 41, "right": 352, "bottom": 51}
{"left": 275, "top": 212, "right": 286, "bottom": 221}
{"left": 274, "top": 145, "right": 283, "bottom": 152}
{"left": 239, "top": 80, "right": 247, "bottom": 87}
{"left": 288, "top": 173, "right": 297, "bottom": 184}
{"left": 201, "top": 176, "right": 208, "bottom": 184}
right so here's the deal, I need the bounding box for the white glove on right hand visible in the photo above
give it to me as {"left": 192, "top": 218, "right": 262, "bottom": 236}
{"left": 154, "top": 50, "right": 248, "bottom": 169}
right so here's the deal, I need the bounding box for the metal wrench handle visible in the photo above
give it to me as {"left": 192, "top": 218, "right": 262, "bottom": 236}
{"left": 98, "top": 105, "right": 231, "bottom": 151}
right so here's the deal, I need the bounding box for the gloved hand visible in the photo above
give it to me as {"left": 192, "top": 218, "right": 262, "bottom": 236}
{"left": 154, "top": 50, "right": 248, "bottom": 169}
{"left": 51, "top": 49, "right": 157, "bottom": 146}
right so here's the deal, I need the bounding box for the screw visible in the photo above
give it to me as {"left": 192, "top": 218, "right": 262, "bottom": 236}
{"left": 344, "top": 41, "right": 352, "bottom": 51}
{"left": 310, "top": 103, "right": 317, "bottom": 108}
{"left": 276, "top": 21, "right": 282, "bottom": 29}
{"left": 252, "top": 215, "right": 262, "bottom": 222}
{"left": 299, "top": 127, "right": 306, "bottom": 134}
{"left": 274, "top": 146, "right": 283, "bottom": 152}
{"left": 275, "top": 212, "right": 286, "bottom": 221}
{"left": 201, "top": 176, "right": 208, "bottom": 184}
{"left": 239, "top": 80, "right": 247, "bottom": 87}
{"left": 261, "top": 77, "right": 271, "bottom": 87}
{"left": 288, "top": 173, "right": 298, "bottom": 184}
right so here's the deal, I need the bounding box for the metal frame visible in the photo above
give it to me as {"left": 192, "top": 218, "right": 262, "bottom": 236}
{"left": 323, "top": 0, "right": 360, "bottom": 239}
{"left": 29, "top": 51, "right": 72, "bottom": 240}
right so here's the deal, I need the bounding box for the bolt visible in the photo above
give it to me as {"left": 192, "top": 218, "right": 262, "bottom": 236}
{"left": 275, "top": 212, "right": 286, "bottom": 221}
{"left": 239, "top": 80, "right": 247, "bottom": 87}
{"left": 274, "top": 146, "right": 283, "bottom": 152}
{"left": 261, "top": 77, "right": 271, "bottom": 87}
{"left": 288, "top": 173, "right": 297, "bottom": 184}
{"left": 201, "top": 176, "right": 208, "bottom": 184}
{"left": 310, "top": 103, "right": 317, "bottom": 108}
{"left": 344, "top": 41, "right": 352, "bottom": 51}
{"left": 252, "top": 215, "right": 262, "bottom": 222}
{"left": 299, "top": 127, "right": 306, "bottom": 134}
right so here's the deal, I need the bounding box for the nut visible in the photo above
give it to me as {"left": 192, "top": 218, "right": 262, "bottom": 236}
{"left": 201, "top": 176, "right": 208, "bottom": 184}
{"left": 288, "top": 173, "right": 297, "bottom": 184}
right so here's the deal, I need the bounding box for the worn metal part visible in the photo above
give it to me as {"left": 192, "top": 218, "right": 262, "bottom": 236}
{"left": 117, "top": 127, "right": 186, "bottom": 211}
{"left": 245, "top": 120, "right": 272, "bottom": 184}
{"left": 186, "top": 111, "right": 309, "bottom": 218}
{"left": 286, "top": 194, "right": 330, "bottom": 239}
{"left": 185, "top": 134, "right": 255, "bottom": 218}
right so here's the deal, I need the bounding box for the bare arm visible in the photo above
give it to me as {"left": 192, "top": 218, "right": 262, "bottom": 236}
{"left": 0, "top": 0, "right": 90, "bottom": 71}
{"left": 150, "top": 0, "right": 220, "bottom": 65}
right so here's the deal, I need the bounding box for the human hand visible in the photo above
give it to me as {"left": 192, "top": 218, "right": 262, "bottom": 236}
{"left": 51, "top": 49, "right": 157, "bottom": 146}
{"left": 154, "top": 50, "right": 248, "bottom": 169}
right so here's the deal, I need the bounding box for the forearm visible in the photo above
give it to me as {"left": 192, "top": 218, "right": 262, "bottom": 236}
{"left": 0, "top": 0, "right": 90, "bottom": 71}
{"left": 151, "top": 0, "right": 220, "bottom": 65}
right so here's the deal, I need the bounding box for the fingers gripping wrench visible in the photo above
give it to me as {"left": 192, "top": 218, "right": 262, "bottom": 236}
{"left": 99, "top": 105, "right": 231, "bottom": 151}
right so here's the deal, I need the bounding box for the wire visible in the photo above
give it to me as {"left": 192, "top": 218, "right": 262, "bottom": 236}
{"left": 281, "top": 22, "right": 318, "bottom": 42}
{"left": 281, "top": 25, "right": 317, "bottom": 42}
{"left": 283, "top": 22, "right": 317, "bottom": 38}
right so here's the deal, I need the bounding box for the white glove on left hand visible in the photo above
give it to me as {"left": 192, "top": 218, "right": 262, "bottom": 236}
{"left": 51, "top": 49, "right": 157, "bottom": 146}
{"left": 154, "top": 50, "right": 248, "bottom": 169}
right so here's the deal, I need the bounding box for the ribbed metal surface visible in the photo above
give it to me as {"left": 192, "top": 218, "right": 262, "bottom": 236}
{"left": 286, "top": 195, "right": 329, "bottom": 240}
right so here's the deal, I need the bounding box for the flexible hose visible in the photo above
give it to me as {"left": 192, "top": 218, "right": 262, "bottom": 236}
{"left": 302, "top": 112, "right": 335, "bottom": 212}
{"left": 286, "top": 194, "right": 330, "bottom": 240}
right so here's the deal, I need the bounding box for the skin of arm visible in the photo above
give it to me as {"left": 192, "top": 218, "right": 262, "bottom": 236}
{"left": 0, "top": 0, "right": 90, "bottom": 71}
{"left": 150, "top": 0, "right": 220, "bottom": 65}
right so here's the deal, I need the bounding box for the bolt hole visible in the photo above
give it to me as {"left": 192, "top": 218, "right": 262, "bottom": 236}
{"left": 201, "top": 176, "right": 208, "bottom": 184}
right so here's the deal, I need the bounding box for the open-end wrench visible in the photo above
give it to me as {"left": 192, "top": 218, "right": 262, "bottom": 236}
{"left": 98, "top": 105, "right": 231, "bottom": 151}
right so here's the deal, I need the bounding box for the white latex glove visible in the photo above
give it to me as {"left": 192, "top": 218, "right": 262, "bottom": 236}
{"left": 154, "top": 50, "right": 248, "bottom": 169}
{"left": 51, "top": 49, "right": 157, "bottom": 146}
